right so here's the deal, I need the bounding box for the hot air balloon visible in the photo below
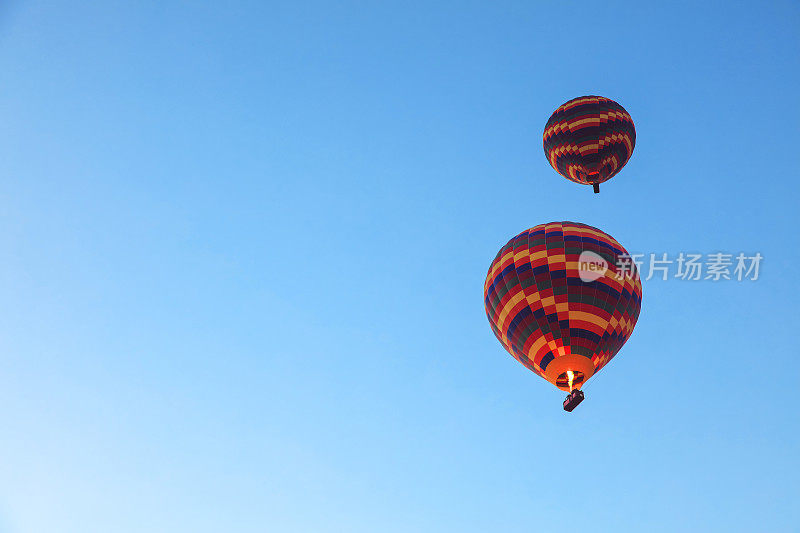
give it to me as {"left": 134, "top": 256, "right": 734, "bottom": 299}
{"left": 484, "top": 221, "right": 642, "bottom": 411}
{"left": 543, "top": 96, "right": 636, "bottom": 193}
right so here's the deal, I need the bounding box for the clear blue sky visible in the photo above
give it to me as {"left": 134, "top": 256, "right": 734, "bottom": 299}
{"left": 0, "top": 1, "right": 798, "bottom": 532}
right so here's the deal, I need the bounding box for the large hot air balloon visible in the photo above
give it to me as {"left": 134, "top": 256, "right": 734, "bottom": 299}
{"left": 484, "top": 221, "right": 642, "bottom": 411}
{"left": 543, "top": 96, "right": 636, "bottom": 193}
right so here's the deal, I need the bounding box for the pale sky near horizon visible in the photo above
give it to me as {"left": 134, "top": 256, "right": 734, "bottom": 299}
{"left": 0, "top": 1, "right": 798, "bottom": 532}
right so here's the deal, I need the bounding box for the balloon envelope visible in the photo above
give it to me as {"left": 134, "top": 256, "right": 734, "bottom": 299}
{"left": 543, "top": 96, "right": 636, "bottom": 189}
{"left": 484, "top": 222, "right": 642, "bottom": 391}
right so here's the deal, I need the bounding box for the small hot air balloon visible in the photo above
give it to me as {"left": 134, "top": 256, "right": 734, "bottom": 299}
{"left": 484, "top": 221, "right": 642, "bottom": 410}
{"left": 543, "top": 96, "right": 636, "bottom": 193}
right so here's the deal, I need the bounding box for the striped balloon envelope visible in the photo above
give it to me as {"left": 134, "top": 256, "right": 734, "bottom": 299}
{"left": 543, "top": 95, "right": 635, "bottom": 193}
{"left": 484, "top": 221, "right": 642, "bottom": 395}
